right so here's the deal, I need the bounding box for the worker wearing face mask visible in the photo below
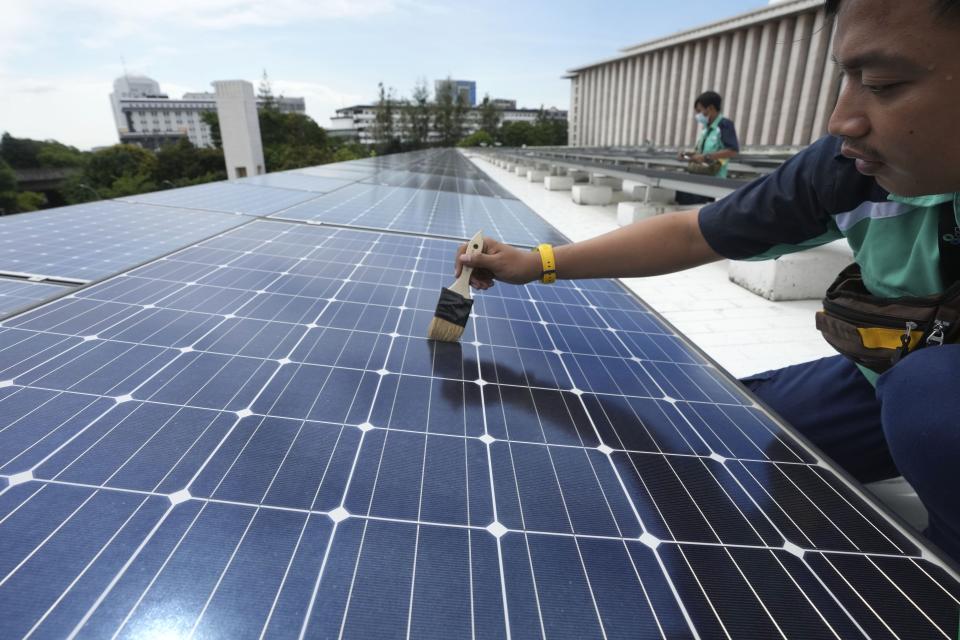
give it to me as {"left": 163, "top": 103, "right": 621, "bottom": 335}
{"left": 685, "top": 90, "right": 740, "bottom": 177}
{"left": 676, "top": 91, "right": 741, "bottom": 205}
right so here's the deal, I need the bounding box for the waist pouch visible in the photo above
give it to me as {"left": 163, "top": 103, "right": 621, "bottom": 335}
{"left": 815, "top": 263, "right": 960, "bottom": 373}
{"left": 686, "top": 159, "right": 724, "bottom": 176}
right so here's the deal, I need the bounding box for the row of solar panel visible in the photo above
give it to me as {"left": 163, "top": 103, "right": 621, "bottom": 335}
{"left": 0, "top": 150, "right": 562, "bottom": 317}
{"left": 1, "top": 220, "right": 957, "bottom": 638}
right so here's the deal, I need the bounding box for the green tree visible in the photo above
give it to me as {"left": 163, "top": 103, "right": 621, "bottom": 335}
{"left": 64, "top": 144, "right": 157, "bottom": 202}
{"left": 479, "top": 95, "right": 500, "bottom": 136}
{"left": 0, "top": 158, "right": 18, "bottom": 214}
{"left": 15, "top": 191, "right": 46, "bottom": 212}
{"left": 372, "top": 82, "right": 401, "bottom": 152}
{"left": 0, "top": 133, "right": 86, "bottom": 169}
{"left": 498, "top": 121, "right": 534, "bottom": 147}
{"left": 434, "top": 77, "right": 466, "bottom": 147}
{"left": 457, "top": 130, "right": 494, "bottom": 147}
{"left": 407, "top": 79, "right": 433, "bottom": 149}
{"left": 0, "top": 133, "right": 43, "bottom": 168}
{"left": 332, "top": 144, "right": 365, "bottom": 162}
{"left": 258, "top": 69, "right": 277, "bottom": 111}
{"left": 200, "top": 111, "right": 223, "bottom": 148}
{"left": 154, "top": 138, "right": 226, "bottom": 186}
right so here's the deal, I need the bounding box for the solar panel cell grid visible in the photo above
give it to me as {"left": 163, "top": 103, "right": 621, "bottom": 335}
{"left": 0, "top": 201, "right": 245, "bottom": 282}
{"left": 0, "top": 279, "right": 71, "bottom": 315}
{"left": 1, "top": 214, "right": 958, "bottom": 638}
{"left": 0, "top": 151, "right": 958, "bottom": 639}
{"left": 120, "top": 182, "right": 324, "bottom": 216}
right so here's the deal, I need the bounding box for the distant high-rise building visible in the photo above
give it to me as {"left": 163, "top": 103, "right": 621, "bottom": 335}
{"left": 108, "top": 75, "right": 306, "bottom": 150}
{"left": 434, "top": 79, "right": 477, "bottom": 107}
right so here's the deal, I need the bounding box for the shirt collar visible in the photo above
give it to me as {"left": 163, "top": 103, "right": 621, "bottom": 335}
{"left": 886, "top": 192, "right": 956, "bottom": 207}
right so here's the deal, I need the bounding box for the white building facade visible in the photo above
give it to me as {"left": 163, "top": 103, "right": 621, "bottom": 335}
{"left": 331, "top": 104, "right": 567, "bottom": 145}
{"left": 566, "top": 0, "right": 838, "bottom": 150}
{"left": 109, "top": 75, "right": 306, "bottom": 150}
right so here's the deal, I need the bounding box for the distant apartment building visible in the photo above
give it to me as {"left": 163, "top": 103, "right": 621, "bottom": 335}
{"left": 434, "top": 79, "right": 477, "bottom": 107}
{"left": 331, "top": 103, "right": 567, "bottom": 145}
{"left": 109, "top": 75, "right": 306, "bottom": 150}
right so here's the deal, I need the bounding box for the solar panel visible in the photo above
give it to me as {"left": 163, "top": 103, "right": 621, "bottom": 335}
{"left": 0, "top": 279, "right": 70, "bottom": 315}
{"left": 232, "top": 172, "right": 358, "bottom": 193}
{"left": 273, "top": 184, "right": 566, "bottom": 246}
{"left": 295, "top": 164, "right": 379, "bottom": 178}
{"left": 0, "top": 152, "right": 958, "bottom": 639}
{"left": 0, "top": 201, "right": 245, "bottom": 282}
{"left": 120, "top": 182, "right": 324, "bottom": 216}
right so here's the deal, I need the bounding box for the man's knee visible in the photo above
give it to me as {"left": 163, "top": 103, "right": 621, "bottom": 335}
{"left": 878, "top": 344, "right": 960, "bottom": 400}
{"left": 877, "top": 345, "right": 960, "bottom": 498}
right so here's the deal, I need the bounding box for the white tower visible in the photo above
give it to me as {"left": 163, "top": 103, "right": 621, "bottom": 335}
{"left": 212, "top": 80, "right": 265, "bottom": 179}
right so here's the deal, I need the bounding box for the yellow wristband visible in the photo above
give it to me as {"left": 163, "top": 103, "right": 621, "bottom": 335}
{"left": 534, "top": 243, "right": 557, "bottom": 284}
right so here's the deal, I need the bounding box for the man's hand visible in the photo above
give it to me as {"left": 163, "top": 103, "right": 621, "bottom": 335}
{"left": 454, "top": 237, "right": 543, "bottom": 289}
{"left": 690, "top": 153, "right": 707, "bottom": 163}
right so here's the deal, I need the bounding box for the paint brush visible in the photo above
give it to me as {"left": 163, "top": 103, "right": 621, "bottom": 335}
{"left": 427, "top": 230, "right": 484, "bottom": 343}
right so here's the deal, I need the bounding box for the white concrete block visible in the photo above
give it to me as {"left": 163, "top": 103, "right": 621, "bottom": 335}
{"left": 526, "top": 170, "right": 548, "bottom": 182}
{"left": 568, "top": 170, "right": 590, "bottom": 183}
{"left": 616, "top": 202, "right": 680, "bottom": 226}
{"left": 514, "top": 166, "right": 528, "bottom": 176}
{"left": 544, "top": 176, "right": 575, "bottom": 191}
{"left": 645, "top": 187, "right": 676, "bottom": 204}
{"left": 728, "top": 240, "right": 854, "bottom": 301}
{"left": 572, "top": 185, "right": 613, "bottom": 206}
{"left": 621, "top": 180, "right": 650, "bottom": 199}
{"left": 591, "top": 175, "right": 622, "bottom": 190}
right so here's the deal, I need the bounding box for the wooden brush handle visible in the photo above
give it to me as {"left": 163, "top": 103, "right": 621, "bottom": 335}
{"left": 449, "top": 230, "right": 484, "bottom": 298}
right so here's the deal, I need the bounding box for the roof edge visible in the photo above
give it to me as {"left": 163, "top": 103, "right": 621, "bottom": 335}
{"left": 566, "top": 0, "right": 823, "bottom": 75}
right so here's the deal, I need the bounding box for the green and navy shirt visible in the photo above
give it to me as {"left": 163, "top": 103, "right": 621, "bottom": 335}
{"left": 699, "top": 135, "right": 960, "bottom": 299}
{"left": 695, "top": 114, "right": 740, "bottom": 179}
{"left": 699, "top": 135, "right": 959, "bottom": 382}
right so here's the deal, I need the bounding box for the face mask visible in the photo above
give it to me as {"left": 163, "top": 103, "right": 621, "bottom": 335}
{"left": 695, "top": 113, "right": 709, "bottom": 126}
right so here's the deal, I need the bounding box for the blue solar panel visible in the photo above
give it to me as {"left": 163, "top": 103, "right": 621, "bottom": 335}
{"left": 0, "top": 279, "right": 70, "bottom": 315}
{"left": 232, "top": 172, "right": 358, "bottom": 193}
{"left": 295, "top": 165, "right": 379, "bottom": 178}
{"left": 120, "top": 182, "right": 323, "bottom": 216}
{"left": 0, "top": 201, "right": 245, "bottom": 282}
{"left": 273, "top": 184, "right": 566, "bottom": 246}
{"left": 1, "top": 211, "right": 958, "bottom": 638}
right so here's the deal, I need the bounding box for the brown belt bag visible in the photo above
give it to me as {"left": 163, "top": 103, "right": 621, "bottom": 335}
{"left": 815, "top": 263, "right": 960, "bottom": 373}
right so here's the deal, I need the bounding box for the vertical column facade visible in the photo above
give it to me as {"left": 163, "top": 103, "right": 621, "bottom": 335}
{"left": 566, "top": 4, "right": 836, "bottom": 149}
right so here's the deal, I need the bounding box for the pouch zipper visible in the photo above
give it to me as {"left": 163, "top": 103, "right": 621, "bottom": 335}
{"left": 822, "top": 300, "right": 930, "bottom": 330}
{"left": 927, "top": 320, "right": 951, "bottom": 346}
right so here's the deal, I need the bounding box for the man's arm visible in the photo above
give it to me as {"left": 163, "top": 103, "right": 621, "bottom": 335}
{"left": 456, "top": 209, "right": 721, "bottom": 289}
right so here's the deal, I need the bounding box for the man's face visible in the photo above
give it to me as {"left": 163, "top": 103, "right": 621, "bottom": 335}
{"left": 828, "top": 0, "right": 960, "bottom": 195}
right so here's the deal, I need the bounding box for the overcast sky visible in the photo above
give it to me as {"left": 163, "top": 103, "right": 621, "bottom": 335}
{"left": 1, "top": 0, "right": 768, "bottom": 150}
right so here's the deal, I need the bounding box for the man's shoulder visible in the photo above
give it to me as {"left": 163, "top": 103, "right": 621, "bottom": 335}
{"left": 770, "top": 135, "right": 888, "bottom": 212}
